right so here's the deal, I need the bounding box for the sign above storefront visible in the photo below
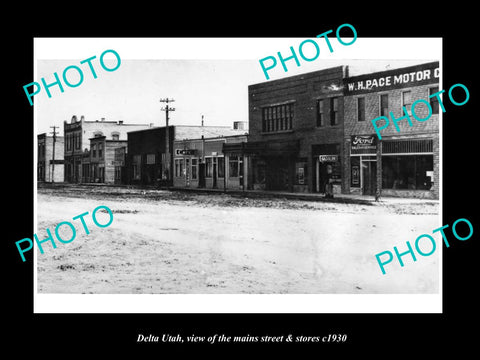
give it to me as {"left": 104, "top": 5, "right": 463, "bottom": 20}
{"left": 344, "top": 61, "right": 439, "bottom": 95}
{"left": 318, "top": 154, "right": 338, "bottom": 162}
{"left": 351, "top": 135, "right": 377, "bottom": 153}
{"left": 175, "top": 149, "right": 196, "bottom": 156}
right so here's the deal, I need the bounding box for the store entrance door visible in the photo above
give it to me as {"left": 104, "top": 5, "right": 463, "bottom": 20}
{"left": 266, "top": 157, "right": 290, "bottom": 191}
{"left": 198, "top": 162, "right": 206, "bottom": 188}
{"left": 362, "top": 160, "right": 377, "bottom": 195}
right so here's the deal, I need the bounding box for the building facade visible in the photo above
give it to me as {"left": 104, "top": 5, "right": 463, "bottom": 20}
{"left": 127, "top": 126, "right": 173, "bottom": 186}
{"left": 81, "top": 136, "right": 127, "bottom": 184}
{"left": 63, "top": 115, "right": 151, "bottom": 183}
{"left": 127, "top": 125, "right": 247, "bottom": 187}
{"left": 173, "top": 134, "right": 248, "bottom": 190}
{"left": 242, "top": 66, "right": 346, "bottom": 193}
{"left": 37, "top": 133, "right": 64, "bottom": 183}
{"left": 342, "top": 61, "right": 440, "bottom": 199}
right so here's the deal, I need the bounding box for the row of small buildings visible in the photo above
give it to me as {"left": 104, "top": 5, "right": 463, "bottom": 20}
{"left": 38, "top": 61, "right": 440, "bottom": 199}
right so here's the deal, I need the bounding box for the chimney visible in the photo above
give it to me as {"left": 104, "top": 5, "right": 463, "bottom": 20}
{"left": 149, "top": 123, "right": 154, "bottom": 128}
{"left": 201, "top": 115, "right": 204, "bottom": 127}
{"left": 71, "top": 115, "right": 77, "bottom": 124}
{"left": 80, "top": 115, "right": 85, "bottom": 122}
{"left": 101, "top": 117, "right": 105, "bottom": 121}
{"left": 233, "top": 121, "right": 247, "bottom": 130}
{"left": 118, "top": 120, "right": 124, "bottom": 125}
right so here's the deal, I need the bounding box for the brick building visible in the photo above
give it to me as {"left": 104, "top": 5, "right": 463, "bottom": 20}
{"left": 63, "top": 115, "right": 151, "bottom": 183}
{"left": 239, "top": 66, "right": 346, "bottom": 193}
{"left": 37, "top": 133, "right": 64, "bottom": 182}
{"left": 342, "top": 61, "right": 440, "bottom": 199}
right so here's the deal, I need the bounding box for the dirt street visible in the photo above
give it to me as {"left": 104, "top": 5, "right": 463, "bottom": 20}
{"left": 36, "top": 186, "right": 440, "bottom": 294}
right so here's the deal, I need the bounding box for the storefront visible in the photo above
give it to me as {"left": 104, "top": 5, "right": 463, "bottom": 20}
{"left": 173, "top": 134, "right": 248, "bottom": 190}
{"left": 348, "top": 135, "right": 378, "bottom": 196}
{"left": 346, "top": 134, "right": 436, "bottom": 198}
{"left": 311, "top": 143, "right": 342, "bottom": 194}
{"left": 380, "top": 137, "right": 435, "bottom": 197}
{"left": 343, "top": 61, "right": 440, "bottom": 199}
{"left": 228, "top": 139, "right": 299, "bottom": 192}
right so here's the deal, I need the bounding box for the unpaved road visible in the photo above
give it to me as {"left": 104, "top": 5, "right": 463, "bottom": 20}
{"left": 36, "top": 186, "right": 440, "bottom": 294}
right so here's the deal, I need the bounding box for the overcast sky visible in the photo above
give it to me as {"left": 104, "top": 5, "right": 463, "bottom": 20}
{"left": 35, "top": 38, "right": 441, "bottom": 136}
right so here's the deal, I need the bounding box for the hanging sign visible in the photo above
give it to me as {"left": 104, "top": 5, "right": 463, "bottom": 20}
{"left": 318, "top": 154, "right": 338, "bottom": 162}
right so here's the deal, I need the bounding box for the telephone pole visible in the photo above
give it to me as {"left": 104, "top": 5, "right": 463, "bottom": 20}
{"left": 49, "top": 126, "right": 59, "bottom": 183}
{"left": 160, "top": 98, "right": 175, "bottom": 186}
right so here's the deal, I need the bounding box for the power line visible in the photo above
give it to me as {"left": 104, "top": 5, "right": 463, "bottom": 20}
{"left": 160, "top": 98, "right": 175, "bottom": 186}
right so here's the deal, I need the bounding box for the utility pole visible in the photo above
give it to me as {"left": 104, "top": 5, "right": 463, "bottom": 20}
{"left": 49, "top": 126, "right": 59, "bottom": 183}
{"left": 160, "top": 98, "right": 175, "bottom": 186}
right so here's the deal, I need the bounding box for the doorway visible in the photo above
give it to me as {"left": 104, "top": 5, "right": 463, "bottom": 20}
{"left": 362, "top": 160, "right": 377, "bottom": 195}
{"left": 212, "top": 160, "right": 217, "bottom": 188}
{"left": 198, "top": 162, "right": 206, "bottom": 188}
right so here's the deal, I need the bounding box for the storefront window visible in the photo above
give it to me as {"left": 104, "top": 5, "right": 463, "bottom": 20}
{"left": 175, "top": 159, "right": 184, "bottom": 177}
{"left": 229, "top": 156, "right": 242, "bottom": 178}
{"left": 146, "top": 154, "right": 155, "bottom": 164}
{"left": 382, "top": 155, "right": 433, "bottom": 190}
{"left": 206, "top": 157, "right": 212, "bottom": 178}
{"left": 191, "top": 158, "right": 198, "bottom": 179}
{"left": 351, "top": 157, "right": 360, "bottom": 187}
{"left": 218, "top": 157, "right": 225, "bottom": 178}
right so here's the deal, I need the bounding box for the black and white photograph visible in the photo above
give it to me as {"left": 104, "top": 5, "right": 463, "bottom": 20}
{"left": 32, "top": 38, "right": 442, "bottom": 314}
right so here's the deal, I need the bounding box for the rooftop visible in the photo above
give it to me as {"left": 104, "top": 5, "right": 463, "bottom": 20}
{"left": 128, "top": 125, "right": 248, "bottom": 140}
{"left": 176, "top": 125, "right": 247, "bottom": 140}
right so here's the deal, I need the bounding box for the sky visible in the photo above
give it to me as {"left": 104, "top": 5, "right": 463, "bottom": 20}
{"left": 37, "top": 59, "right": 261, "bottom": 134}
{"left": 34, "top": 38, "right": 441, "bottom": 135}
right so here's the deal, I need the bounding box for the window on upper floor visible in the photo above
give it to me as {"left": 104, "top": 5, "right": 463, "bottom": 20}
{"left": 262, "top": 103, "right": 294, "bottom": 133}
{"left": 330, "top": 97, "right": 339, "bottom": 126}
{"left": 357, "top": 97, "right": 365, "bottom": 122}
{"left": 75, "top": 133, "right": 81, "bottom": 149}
{"left": 380, "top": 94, "right": 389, "bottom": 117}
{"left": 316, "top": 99, "right": 325, "bottom": 127}
{"left": 402, "top": 90, "right": 412, "bottom": 112}
{"left": 429, "top": 86, "right": 440, "bottom": 114}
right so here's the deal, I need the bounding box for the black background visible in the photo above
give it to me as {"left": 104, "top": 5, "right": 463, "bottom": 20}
{"left": 6, "top": 5, "right": 477, "bottom": 356}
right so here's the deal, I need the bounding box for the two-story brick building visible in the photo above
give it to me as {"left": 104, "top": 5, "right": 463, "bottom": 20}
{"left": 342, "top": 61, "right": 440, "bottom": 199}
{"left": 238, "top": 66, "right": 347, "bottom": 193}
